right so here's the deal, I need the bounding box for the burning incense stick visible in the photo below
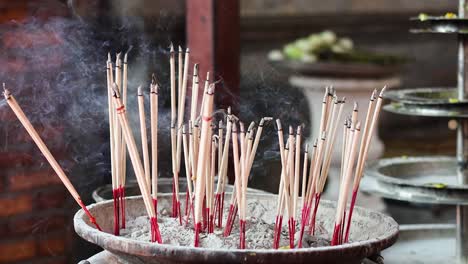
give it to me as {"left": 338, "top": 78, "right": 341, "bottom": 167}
{"left": 106, "top": 55, "right": 119, "bottom": 234}
{"left": 194, "top": 84, "right": 215, "bottom": 247}
{"left": 331, "top": 122, "right": 361, "bottom": 246}
{"left": 120, "top": 52, "right": 129, "bottom": 229}
{"left": 169, "top": 44, "right": 178, "bottom": 218}
{"left": 150, "top": 75, "right": 159, "bottom": 213}
{"left": 344, "top": 88, "right": 385, "bottom": 242}
{"left": 111, "top": 84, "right": 161, "bottom": 243}
{"left": 3, "top": 86, "right": 102, "bottom": 231}
{"left": 137, "top": 86, "right": 151, "bottom": 190}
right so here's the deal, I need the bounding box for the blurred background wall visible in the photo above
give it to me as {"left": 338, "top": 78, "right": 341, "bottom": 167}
{"left": 0, "top": 0, "right": 458, "bottom": 263}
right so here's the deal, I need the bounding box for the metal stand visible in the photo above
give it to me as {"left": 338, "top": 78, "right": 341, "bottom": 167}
{"left": 456, "top": 1, "right": 468, "bottom": 262}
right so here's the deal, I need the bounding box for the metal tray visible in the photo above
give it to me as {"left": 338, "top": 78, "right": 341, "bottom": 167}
{"left": 269, "top": 60, "right": 400, "bottom": 78}
{"left": 410, "top": 17, "right": 468, "bottom": 34}
{"left": 362, "top": 156, "right": 468, "bottom": 205}
{"left": 381, "top": 224, "right": 456, "bottom": 264}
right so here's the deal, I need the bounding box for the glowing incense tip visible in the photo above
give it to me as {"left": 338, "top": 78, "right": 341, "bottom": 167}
{"left": 3, "top": 84, "right": 11, "bottom": 100}
{"left": 137, "top": 85, "right": 143, "bottom": 96}
{"left": 247, "top": 121, "right": 256, "bottom": 133}
{"left": 341, "top": 96, "right": 346, "bottom": 103}
{"left": 107, "top": 52, "right": 111, "bottom": 62}
{"left": 275, "top": 119, "right": 282, "bottom": 131}
{"left": 151, "top": 73, "right": 158, "bottom": 85}
{"left": 313, "top": 138, "right": 318, "bottom": 147}
{"left": 379, "top": 85, "right": 387, "bottom": 97}
{"left": 124, "top": 53, "right": 128, "bottom": 63}
{"left": 116, "top": 52, "right": 121, "bottom": 62}
{"left": 321, "top": 131, "right": 327, "bottom": 140}
{"left": 186, "top": 47, "right": 190, "bottom": 53}
{"left": 322, "top": 93, "right": 327, "bottom": 103}
{"left": 353, "top": 102, "right": 358, "bottom": 111}
{"left": 206, "top": 72, "right": 210, "bottom": 82}
{"left": 170, "top": 43, "right": 175, "bottom": 53}
{"left": 194, "top": 63, "right": 199, "bottom": 76}
{"left": 371, "top": 89, "right": 377, "bottom": 101}
{"left": 356, "top": 122, "right": 361, "bottom": 131}
{"left": 207, "top": 83, "right": 215, "bottom": 94}
{"left": 305, "top": 143, "right": 309, "bottom": 152}
{"left": 296, "top": 125, "right": 302, "bottom": 135}
{"left": 219, "top": 120, "right": 224, "bottom": 129}
{"left": 289, "top": 126, "right": 294, "bottom": 135}
{"left": 112, "top": 83, "right": 121, "bottom": 98}
{"left": 227, "top": 106, "right": 231, "bottom": 115}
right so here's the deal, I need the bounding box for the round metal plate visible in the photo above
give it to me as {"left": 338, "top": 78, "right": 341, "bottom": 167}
{"left": 362, "top": 156, "right": 468, "bottom": 205}
{"left": 269, "top": 60, "right": 400, "bottom": 78}
{"left": 410, "top": 17, "right": 468, "bottom": 34}
{"left": 381, "top": 224, "right": 456, "bottom": 264}
{"left": 383, "top": 103, "right": 468, "bottom": 118}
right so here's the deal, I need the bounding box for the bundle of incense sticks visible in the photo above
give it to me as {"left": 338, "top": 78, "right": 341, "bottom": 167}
{"left": 106, "top": 52, "right": 130, "bottom": 235}
{"left": 3, "top": 85, "right": 102, "bottom": 231}
{"left": 273, "top": 87, "right": 385, "bottom": 249}
{"left": 111, "top": 84, "right": 162, "bottom": 243}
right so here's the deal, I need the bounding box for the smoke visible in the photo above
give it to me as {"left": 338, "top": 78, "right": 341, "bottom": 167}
{"left": 0, "top": 1, "right": 311, "bottom": 200}
{"left": 0, "top": 9, "right": 179, "bottom": 197}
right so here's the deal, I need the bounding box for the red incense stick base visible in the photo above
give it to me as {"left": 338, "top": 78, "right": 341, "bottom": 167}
{"left": 308, "top": 193, "right": 321, "bottom": 235}
{"left": 331, "top": 223, "right": 341, "bottom": 246}
{"left": 112, "top": 189, "right": 120, "bottom": 235}
{"left": 78, "top": 199, "right": 102, "bottom": 231}
{"left": 214, "top": 193, "right": 221, "bottom": 227}
{"left": 194, "top": 222, "right": 202, "bottom": 247}
{"left": 288, "top": 217, "right": 295, "bottom": 249}
{"left": 177, "top": 201, "right": 182, "bottom": 225}
{"left": 273, "top": 215, "right": 283, "bottom": 249}
{"left": 344, "top": 190, "right": 358, "bottom": 243}
{"left": 239, "top": 219, "right": 246, "bottom": 249}
{"left": 120, "top": 186, "right": 126, "bottom": 229}
{"left": 150, "top": 216, "right": 162, "bottom": 243}
{"left": 224, "top": 204, "right": 234, "bottom": 236}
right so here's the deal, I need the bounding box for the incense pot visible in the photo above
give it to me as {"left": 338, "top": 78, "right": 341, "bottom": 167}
{"left": 92, "top": 179, "right": 268, "bottom": 203}
{"left": 75, "top": 193, "right": 398, "bottom": 264}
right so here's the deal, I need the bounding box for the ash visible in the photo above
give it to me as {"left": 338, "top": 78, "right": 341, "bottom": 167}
{"left": 121, "top": 202, "right": 330, "bottom": 249}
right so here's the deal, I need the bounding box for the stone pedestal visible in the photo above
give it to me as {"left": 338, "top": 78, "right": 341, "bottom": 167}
{"left": 290, "top": 75, "right": 401, "bottom": 163}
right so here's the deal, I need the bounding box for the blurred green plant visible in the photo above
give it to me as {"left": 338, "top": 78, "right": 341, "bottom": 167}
{"left": 268, "top": 30, "right": 406, "bottom": 66}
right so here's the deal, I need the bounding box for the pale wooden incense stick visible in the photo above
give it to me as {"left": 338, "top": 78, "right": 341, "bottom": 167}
{"left": 150, "top": 76, "right": 159, "bottom": 208}
{"left": 208, "top": 135, "right": 217, "bottom": 232}
{"left": 3, "top": 87, "right": 102, "bottom": 231}
{"left": 200, "top": 72, "right": 210, "bottom": 118}
{"left": 137, "top": 86, "right": 151, "bottom": 190}
{"left": 190, "top": 64, "right": 199, "bottom": 124}
{"left": 170, "top": 44, "right": 178, "bottom": 218}
{"left": 317, "top": 98, "right": 345, "bottom": 193}
{"left": 174, "top": 48, "right": 191, "bottom": 215}
{"left": 111, "top": 84, "right": 161, "bottom": 243}
{"left": 331, "top": 122, "right": 361, "bottom": 246}
{"left": 293, "top": 126, "right": 302, "bottom": 222}
{"left": 121, "top": 52, "right": 129, "bottom": 190}
{"left": 106, "top": 57, "right": 116, "bottom": 195}
{"left": 108, "top": 55, "right": 120, "bottom": 234}
{"left": 182, "top": 125, "right": 193, "bottom": 199}
{"left": 178, "top": 46, "right": 183, "bottom": 105}
{"left": 194, "top": 84, "right": 215, "bottom": 247}
{"left": 344, "top": 88, "right": 385, "bottom": 242}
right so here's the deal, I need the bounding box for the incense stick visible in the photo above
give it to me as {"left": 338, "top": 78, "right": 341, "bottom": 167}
{"left": 111, "top": 84, "right": 161, "bottom": 243}
{"left": 194, "top": 84, "right": 215, "bottom": 247}
{"left": 137, "top": 86, "right": 151, "bottom": 190}
{"left": 150, "top": 75, "right": 159, "bottom": 213}
{"left": 3, "top": 86, "right": 102, "bottom": 231}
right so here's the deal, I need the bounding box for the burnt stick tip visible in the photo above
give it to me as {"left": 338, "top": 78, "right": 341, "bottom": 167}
{"left": 379, "top": 86, "right": 387, "bottom": 97}
{"left": 112, "top": 83, "right": 121, "bottom": 98}
{"left": 137, "top": 85, "right": 143, "bottom": 96}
